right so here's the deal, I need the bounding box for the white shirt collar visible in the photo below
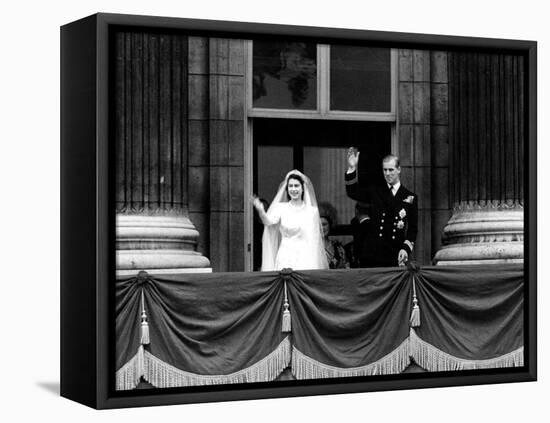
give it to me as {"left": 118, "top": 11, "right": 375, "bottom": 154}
{"left": 388, "top": 181, "right": 401, "bottom": 195}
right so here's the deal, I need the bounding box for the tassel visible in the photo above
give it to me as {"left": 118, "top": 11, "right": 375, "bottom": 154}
{"left": 282, "top": 281, "right": 291, "bottom": 333}
{"left": 282, "top": 301, "right": 291, "bottom": 333}
{"left": 140, "top": 290, "right": 150, "bottom": 345}
{"left": 409, "top": 276, "right": 421, "bottom": 328}
{"left": 410, "top": 299, "right": 420, "bottom": 327}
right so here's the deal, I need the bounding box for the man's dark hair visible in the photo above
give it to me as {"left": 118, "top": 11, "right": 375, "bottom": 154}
{"left": 382, "top": 154, "right": 400, "bottom": 168}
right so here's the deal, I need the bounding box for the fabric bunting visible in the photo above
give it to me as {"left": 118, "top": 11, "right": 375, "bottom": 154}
{"left": 115, "top": 264, "right": 524, "bottom": 390}
{"left": 410, "top": 264, "right": 524, "bottom": 371}
{"left": 287, "top": 268, "right": 413, "bottom": 378}
{"left": 116, "top": 270, "right": 291, "bottom": 390}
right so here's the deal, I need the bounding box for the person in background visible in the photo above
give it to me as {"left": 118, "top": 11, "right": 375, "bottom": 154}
{"left": 318, "top": 202, "right": 349, "bottom": 269}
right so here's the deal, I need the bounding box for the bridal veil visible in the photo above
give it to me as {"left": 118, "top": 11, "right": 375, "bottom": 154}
{"left": 261, "top": 170, "right": 328, "bottom": 271}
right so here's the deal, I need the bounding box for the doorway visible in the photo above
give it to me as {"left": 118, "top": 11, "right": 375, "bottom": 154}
{"left": 251, "top": 118, "right": 392, "bottom": 271}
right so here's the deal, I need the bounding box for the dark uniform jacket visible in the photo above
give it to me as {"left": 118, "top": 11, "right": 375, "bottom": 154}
{"left": 345, "top": 170, "right": 418, "bottom": 267}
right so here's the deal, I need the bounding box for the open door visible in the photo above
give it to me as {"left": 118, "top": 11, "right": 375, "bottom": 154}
{"left": 252, "top": 118, "right": 392, "bottom": 271}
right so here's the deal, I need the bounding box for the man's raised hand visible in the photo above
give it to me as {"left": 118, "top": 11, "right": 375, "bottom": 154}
{"left": 347, "top": 147, "right": 360, "bottom": 173}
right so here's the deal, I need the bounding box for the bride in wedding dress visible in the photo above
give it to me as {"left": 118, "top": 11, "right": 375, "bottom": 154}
{"left": 253, "top": 170, "right": 328, "bottom": 271}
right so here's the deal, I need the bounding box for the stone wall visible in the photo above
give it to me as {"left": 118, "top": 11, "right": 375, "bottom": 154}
{"left": 187, "top": 37, "right": 247, "bottom": 272}
{"left": 398, "top": 50, "right": 450, "bottom": 265}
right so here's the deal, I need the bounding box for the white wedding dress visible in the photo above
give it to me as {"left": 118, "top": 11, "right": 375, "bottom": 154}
{"left": 265, "top": 202, "right": 322, "bottom": 270}
{"left": 259, "top": 170, "right": 328, "bottom": 271}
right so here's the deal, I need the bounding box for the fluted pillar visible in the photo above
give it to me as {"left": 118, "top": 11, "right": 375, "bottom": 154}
{"left": 115, "top": 31, "right": 210, "bottom": 274}
{"left": 434, "top": 52, "right": 524, "bottom": 264}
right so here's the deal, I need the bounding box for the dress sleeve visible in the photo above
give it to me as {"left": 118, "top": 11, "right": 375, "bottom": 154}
{"left": 262, "top": 203, "right": 282, "bottom": 226}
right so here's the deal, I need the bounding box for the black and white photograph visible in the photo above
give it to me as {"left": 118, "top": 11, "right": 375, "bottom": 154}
{"left": 110, "top": 25, "right": 529, "bottom": 393}
{"left": 7, "top": 0, "right": 549, "bottom": 420}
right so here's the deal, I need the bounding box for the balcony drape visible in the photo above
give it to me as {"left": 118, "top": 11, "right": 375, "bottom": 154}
{"left": 116, "top": 264, "right": 524, "bottom": 390}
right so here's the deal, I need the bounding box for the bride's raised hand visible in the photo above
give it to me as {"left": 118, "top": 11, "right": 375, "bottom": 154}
{"left": 251, "top": 195, "right": 264, "bottom": 211}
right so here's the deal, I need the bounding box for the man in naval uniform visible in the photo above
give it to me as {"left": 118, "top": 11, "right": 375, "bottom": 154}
{"left": 344, "top": 148, "right": 418, "bottom": 268}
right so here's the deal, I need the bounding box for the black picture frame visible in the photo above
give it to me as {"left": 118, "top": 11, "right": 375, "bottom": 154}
{"left": 60, "top": 12, "right": 537, "bottom": 409}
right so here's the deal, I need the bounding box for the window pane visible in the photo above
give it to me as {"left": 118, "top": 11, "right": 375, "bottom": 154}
{"left": 303, "top": 147, "right": 355, "bottom": 252}
{"left": 253, "top": 41, "right": 317, "bottom": 110}
{"left": 257, "top": 145, "right": 294, "bottom": 202}
{"left": 303, "top": 147, "right": 356, "bottom": 227}
{"left": 330, "top": 46, "right": 391, "bottom": 112}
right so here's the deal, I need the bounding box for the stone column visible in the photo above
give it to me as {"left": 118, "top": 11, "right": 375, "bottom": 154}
{"left": 115, "top": 31, "right": 210, "bottom": 275}
{"left": 434, "top": 52, "right": 524, "bottom": 265}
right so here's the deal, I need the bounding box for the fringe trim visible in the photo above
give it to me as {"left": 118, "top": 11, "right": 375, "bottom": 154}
{"left": 115, "top": 337, "right": 291, "bottom": 390}
{"left": 409, "top": 329, "right": 524, "bottom": 371}
{"left": 115, "top": 345, "right": 145, "bottom": 391}
{"left": 292, "top": 337, "right": 411, "bottom": 380}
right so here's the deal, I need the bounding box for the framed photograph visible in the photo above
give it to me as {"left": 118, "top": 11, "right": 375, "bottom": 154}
{"left": 60, "top": 12, "right": 536, "bottom": 409}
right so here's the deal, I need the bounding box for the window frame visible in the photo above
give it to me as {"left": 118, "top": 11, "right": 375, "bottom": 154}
{"left": 244, "top": 41, "right": 399, "bottom": 271}
{"left": 247, "top": 42, "right": 398, "bottom": 121}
